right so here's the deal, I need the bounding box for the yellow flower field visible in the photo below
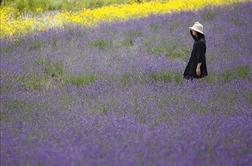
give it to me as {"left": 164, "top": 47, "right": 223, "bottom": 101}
{"left": 0, "top": 0, "right": 243, "bottom": 38}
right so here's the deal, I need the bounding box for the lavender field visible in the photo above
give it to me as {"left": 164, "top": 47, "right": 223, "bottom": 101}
{"left": 1, "top": 1, "right": 252, "bottom": 166}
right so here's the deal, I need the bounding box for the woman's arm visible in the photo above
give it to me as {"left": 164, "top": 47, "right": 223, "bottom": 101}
{"left": 195, "top": 42, "right": 204, "bottom": 64}
{"left": 195, "top": 42, "right": 204, "bottom": 76}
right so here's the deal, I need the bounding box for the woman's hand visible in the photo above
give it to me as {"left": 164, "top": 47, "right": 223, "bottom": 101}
{"left": 196, "top": 63, "right": 202, "bottom": 76}
{"left": 196, "top": 67, "right": 201, "bottom": 76}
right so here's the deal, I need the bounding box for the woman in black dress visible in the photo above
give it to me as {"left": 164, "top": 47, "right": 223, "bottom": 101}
{"left": 183, "top": 21, "right": 208, "bottom": 82}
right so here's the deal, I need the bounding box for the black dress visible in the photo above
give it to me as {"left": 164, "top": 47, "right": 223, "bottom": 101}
{"left": 183, "top": 30, "right": 208, "bottom": 81}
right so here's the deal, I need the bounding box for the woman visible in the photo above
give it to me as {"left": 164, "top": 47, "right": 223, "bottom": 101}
{"left": 183, "top": 21, "right": 208, "bottom": 81}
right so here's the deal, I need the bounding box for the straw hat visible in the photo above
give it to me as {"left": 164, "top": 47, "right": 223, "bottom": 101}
{"left": 189, "top": 21, "right": 204, "bottom": 34}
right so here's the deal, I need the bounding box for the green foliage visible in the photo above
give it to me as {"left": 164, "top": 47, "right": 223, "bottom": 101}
{"left": 202, "top": 8, "right": 218, "bottom": 21}
{"left": 145, "top": 37, "right": 190, "bottom": 59}
{"left": 17, "top": 58, "right": 65, "bottom": 90}
{"left": 120, "top": 38, "right": 134, "bottom": 47}
{"left": 57, "top": 121, "right": 65, "bottom": 129}
{"left": 20, "top": 73, "right": 46, "bottom": 90}
{"left": 209, "top": 91, "right": 239, "bottom": 116}
{"left": 58, "top": 94, "right": 76, "bottom": 109}
{"left": 235, "top": 65, "right": 250, "bottom": 79}
{"left": 148, "top": 72, "right": 173, "bottom": 82}
{"left": 18, "top": 58, "right": 99, "bottom": 90}
{"left": 1, "top": 99, "right": 48, "bottom": 124}
{"left": 47, "top": 62, "right": 64, "bottom": 77}
{"left": 119, "top": 71, "right": 182, "bottom": 85}
{"left": 90, "top": 104, "right": 108, "bottom": 114}
{"left": 152, "top": 111, "right": 172, "bottom": 127}
{"left": 88, "top": 39, "right": 112, "bottom": 50}
{"left": 172, "top": 46, "right": 190, "bottom": 59}
{"left": 168, "top": 21, "right": 180, "bottom": 32}
{"left": 2, "top": 99, "right": 33, "bottom": 112}
{"left": 35, "top": 58, "right": 46, "bottom": 65}
{"left": 120, "top": 73, "right": 130, "bottom": 86}
{"left": 148, "top": 72, "right": 183, "bottom": 84}
{"left": 149, "top": 45, "right": 166, "bottom": 54}
{"left": 0, "top": 76, "right": 13, "bottom": 94}
{"left": 222, "top": 70, "right": 232, "bottom": 83}
{"left": 81, "top": 0, "right": 106, "bottom": 9}
{"left": 1, "top": 99, "right": 48, "bottom": 113}
{"left": 174, "top": 72, "right": 183, "bottom": 84}
{"left": 120, "top": 30, "right": 142, "bottom": 48}
{"left": 36, "top": 58, "right": 64, "bottom": 78}
{"left": 120, "top": 72, "right": 146, "bottom": 86}
{"left": 248, "top": 91, "right": 252, "bottom": 105}
{"left": 164, "top": 45, "right": 189, "bottom": 59}
{"left": 67, "top": 74, "right": 97, "bottom": 86}
{"left": 149, "top": 23, "right": 161, "bottom": 31}
{"left": 15, "top": 0, "right": 47, "bottom": 13}
{"left": 0, "top": 46, "right": 12, "bottom": 53}
{"left": 127, "top": 30, "right": 142, "bottom": 38}
{"left": 203, "top": 74, "right": 218, "bottom": 83}
{"left": 202, "top": 65, "right": 251, "bottom": 84}
{"left": 221, "top": 65, "right": 251, "bottom": 83}
{"left": 2, "top": 0, "right": 151, "bottom": 13}
{"left": 29, "top": 41, "right": 43, "bottom": 51}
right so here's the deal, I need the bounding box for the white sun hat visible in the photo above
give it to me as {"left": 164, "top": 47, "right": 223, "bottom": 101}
{"left": 189, "top": 21, "right": 204, "bottom": 34}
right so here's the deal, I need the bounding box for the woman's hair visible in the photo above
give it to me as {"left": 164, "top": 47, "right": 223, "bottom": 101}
{"left": 196, "top": 31, "right": 205, "bottom": 39}
{"left": 190, "top": 29, "right": 205, "bottom": 40}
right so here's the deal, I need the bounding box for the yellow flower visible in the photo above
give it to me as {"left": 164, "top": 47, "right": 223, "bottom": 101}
{"left": 0, "top": 0, "right": 241, "bottom": 38}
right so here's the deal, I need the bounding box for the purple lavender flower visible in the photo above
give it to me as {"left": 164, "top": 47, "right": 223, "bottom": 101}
{"left": 1, "top": 1, "right": 252, "bottom": 166}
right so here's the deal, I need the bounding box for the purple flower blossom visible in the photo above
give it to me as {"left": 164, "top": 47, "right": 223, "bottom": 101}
{"left": 1, "top": 1, "right": 252, "bottom": 166}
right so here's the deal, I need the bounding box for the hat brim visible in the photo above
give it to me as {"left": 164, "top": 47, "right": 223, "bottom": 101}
{"left": 189, "top": 27, "right": 204, "bottom": 34}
